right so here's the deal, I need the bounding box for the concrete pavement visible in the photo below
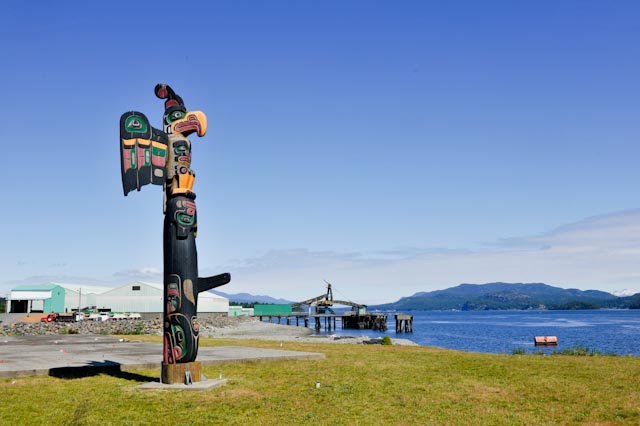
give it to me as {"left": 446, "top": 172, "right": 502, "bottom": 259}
{"left": 0, "top": 335, "right": 325, "bottom": 379}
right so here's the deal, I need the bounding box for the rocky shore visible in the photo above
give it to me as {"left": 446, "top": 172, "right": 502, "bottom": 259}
{"left": 0, "top": 315, "right": 418, "bottom": 346}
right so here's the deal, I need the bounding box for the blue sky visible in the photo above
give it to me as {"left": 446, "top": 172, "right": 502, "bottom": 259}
{"left": 2, "top": 1, "right": 640, "bottom": 303}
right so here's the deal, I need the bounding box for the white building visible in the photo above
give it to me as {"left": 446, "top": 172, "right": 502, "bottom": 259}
{"left": 95, "top": 282, "right": 228, "bottom": 314}
{"left": 7, "top": 282, "right": 228, "bottom": 315}
{"left": 58, "top": 283, "right": 112, "bottom": 312}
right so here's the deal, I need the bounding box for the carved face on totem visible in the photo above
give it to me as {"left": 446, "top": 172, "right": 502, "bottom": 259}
{"left": 154, "top": 84, "right": 207, "bottom": 137}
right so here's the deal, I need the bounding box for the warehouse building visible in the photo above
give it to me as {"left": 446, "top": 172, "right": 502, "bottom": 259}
{"left": 56, "top": 283, "right": 112, "bottom": 312}
{"left": 7, "top": 282, "right": 228, "bottom": 316}
{"left": 96, "top": 282, "right": 228, "bottom": 315}
{"left": 8, "top": 284, "right": 67, "bottom": 314}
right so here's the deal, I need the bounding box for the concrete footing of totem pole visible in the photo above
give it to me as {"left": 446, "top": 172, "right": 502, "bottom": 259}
{"left": 139, "top": 361, "right": 226, "bottom": 391}
{"left": 161, "top": 361, "right": 203, "bottom": 384}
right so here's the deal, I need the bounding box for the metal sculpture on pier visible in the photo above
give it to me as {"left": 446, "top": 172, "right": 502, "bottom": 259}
{"left": 119, "top": 84, "right": 230, "bottom": 379}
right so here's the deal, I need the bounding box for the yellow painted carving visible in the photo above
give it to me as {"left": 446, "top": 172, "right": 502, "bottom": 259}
{"left": 180, "top": 174, "right": 195, "bottom": 190}
{"left": 122, "top": 138, "right": 136, "bottom": 147}
{"left": 137, "top": 138, "right": 151, "bottom": 147}
{"left": 170, "top": 174, "right": 195, "bottom": 195}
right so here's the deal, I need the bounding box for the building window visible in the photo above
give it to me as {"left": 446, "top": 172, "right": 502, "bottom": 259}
{"left": 132, "top": 285, "right": 141, "bottom": 291}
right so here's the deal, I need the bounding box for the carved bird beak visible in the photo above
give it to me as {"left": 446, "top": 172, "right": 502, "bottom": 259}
{"left": 171, "top": 111, "right": 207, "bottom": 137}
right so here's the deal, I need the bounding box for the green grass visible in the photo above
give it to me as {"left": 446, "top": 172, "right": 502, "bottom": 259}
{"left": 553, "top": 345, "right": 617, "bottom": 357}
{"left": 1, "top": 336, "right": 639, "bottom": 425}
{"left": 512, "top": 345, "right": 617, "bottom": 357}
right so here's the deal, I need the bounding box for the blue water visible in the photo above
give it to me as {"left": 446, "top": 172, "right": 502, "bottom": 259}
{"left": 308, "top": 310, "right": 640, "bottom": 356}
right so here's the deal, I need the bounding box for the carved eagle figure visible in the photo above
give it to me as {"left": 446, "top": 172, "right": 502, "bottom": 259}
{"left": 119, "top": 84, "right": 207, "bottom": 196}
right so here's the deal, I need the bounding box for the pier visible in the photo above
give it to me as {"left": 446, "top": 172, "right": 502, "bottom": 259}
{"left": 258, "top": 312, "right": 388, "bottom": 331}
{"left": 258, "top": 313, "right": 309, "bottom": 327}
{"left": 255, "top": 282, "right": 412, "bottom": 333}
{"left": 292, "top": 282, "right": 389, "bottom": 331}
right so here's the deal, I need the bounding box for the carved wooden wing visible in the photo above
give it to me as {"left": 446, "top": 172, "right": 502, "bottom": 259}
{"left": 120, "top": 111, "right": 169, "bottom": 195}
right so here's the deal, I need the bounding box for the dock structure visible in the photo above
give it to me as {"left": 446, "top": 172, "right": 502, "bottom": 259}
{"left": 255, "top": 283, "right": 413, "bottom": 334}
{"left": 312, "top": 312, "right": 388, "bottom": 331}
{"left": 290, "top": 282, "right": 389, "bottom": 331}
{"left": 395, "top": 314, "right": 413, "bottom": 333}
{"left": 258, "top": 313, "right": 309, "bottom": 327}
{"left": 259, "top": 312, "right": 388, "bottom": 331}
{"left": 340, "top": 312, "right": 388, "bottom": 331}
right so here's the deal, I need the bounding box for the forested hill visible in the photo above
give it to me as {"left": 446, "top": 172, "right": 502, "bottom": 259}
{"left": 372, "top": 282, "right": 640, "bottom": 311}
{"left": 211, "top": 290, "right": 293, "bottom": 305}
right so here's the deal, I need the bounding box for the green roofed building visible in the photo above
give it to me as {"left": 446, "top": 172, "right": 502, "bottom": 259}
{"left": 253, "top": 304, "right": 292, "bottom": 316}
{"left": 9, "top": 284, "right": 65, "bottom": 314}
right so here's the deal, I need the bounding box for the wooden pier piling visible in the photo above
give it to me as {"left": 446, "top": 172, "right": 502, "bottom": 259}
{"left": 395, "top": 314, "right": 413, "bottom": 333}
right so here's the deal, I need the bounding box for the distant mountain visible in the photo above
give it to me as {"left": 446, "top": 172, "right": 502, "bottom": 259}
{"left": 620, "top": 293, "right": 640, "bottom": 309}
{"left": 372, "top": 282, "right": 637, "bottom": 311}
{"left": 210, "top": 290, "right": 294, "bottom": 305}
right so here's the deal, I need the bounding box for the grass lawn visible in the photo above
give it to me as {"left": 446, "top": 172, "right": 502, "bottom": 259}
{"left": 1, "top": 336, "right": 639, "bottom": 425}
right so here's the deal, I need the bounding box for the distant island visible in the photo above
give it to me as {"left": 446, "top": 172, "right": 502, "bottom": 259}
{"left": 371, "top": 282, "right": 640, "bottom": 311}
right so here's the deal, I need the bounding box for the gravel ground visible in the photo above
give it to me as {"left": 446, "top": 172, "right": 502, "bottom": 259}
{"left": 0, "top": 314, "right": 418, "bottom": 346}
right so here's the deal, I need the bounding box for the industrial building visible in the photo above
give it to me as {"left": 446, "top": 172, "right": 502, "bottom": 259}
{"left": 8, "top": 284, "right": 67, "bottom": 314}
{"left": 6, "top": 282, "right": 228, "bottom": 315}
{"left": 96, "top": 282, "right": 228, "bottom": 314}
{"left": 228, "top": 306, "right": 254, "bottom": 316}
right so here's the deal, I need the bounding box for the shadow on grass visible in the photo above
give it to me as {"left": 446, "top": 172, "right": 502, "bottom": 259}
{"left": 48, "top": 361, "right": 156, "bottom": 382}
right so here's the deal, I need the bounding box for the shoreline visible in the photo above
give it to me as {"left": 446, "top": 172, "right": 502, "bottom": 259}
{"left": 199, "top": 317, "right": 419, "bottom": 346}
{"left": 0, "top": 314, "right": 419, "bottom": 346}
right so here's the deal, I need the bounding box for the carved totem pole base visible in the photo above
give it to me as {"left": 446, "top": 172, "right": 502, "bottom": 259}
{"left": 161, "top": 361, "right": 202, "bottom": 384}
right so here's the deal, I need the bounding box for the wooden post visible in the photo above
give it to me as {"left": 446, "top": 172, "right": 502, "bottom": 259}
{"left": 162, "top": 361, "right": 202, "bottom": 384}
{"left": 395, "top": 314, "right": 413, "bottom": 333}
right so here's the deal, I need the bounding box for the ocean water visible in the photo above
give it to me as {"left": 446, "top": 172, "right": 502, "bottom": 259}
{"left": 307, "top": 310, "right": 640, "bottom": 356}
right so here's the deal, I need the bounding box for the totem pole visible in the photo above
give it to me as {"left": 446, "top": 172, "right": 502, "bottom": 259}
{"left": 119, "top": 84, "right": 230, "bottom": 383}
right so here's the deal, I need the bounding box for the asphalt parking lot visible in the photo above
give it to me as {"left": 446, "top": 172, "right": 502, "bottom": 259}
{"left": 0, "top": 334, "right": 324, "bottom": 379}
